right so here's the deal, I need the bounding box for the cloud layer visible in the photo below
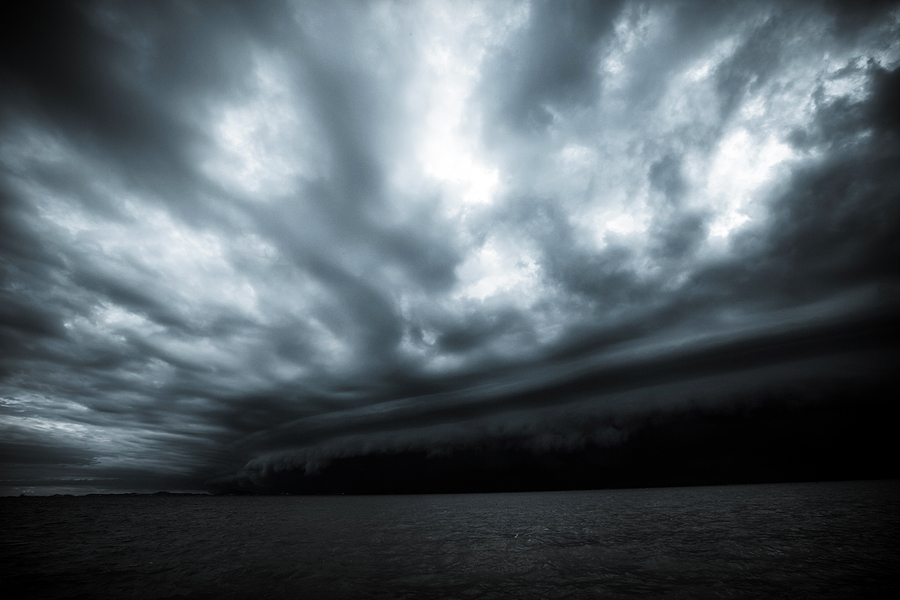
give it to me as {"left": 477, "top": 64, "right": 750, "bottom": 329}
{"left": 1, "top": 0, "right": 899, "bottom": 494}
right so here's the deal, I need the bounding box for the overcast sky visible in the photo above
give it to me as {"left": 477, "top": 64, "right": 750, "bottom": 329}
{"left": 2, "top": 0, "right": 899, "bottom": 495}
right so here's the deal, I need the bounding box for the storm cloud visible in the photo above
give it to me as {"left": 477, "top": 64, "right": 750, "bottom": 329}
{"left": 1, "top": 0, "right": 898, "bottom": 495}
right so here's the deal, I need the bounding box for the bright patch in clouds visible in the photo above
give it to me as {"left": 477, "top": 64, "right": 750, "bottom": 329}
{"left": 203, "top": 52, "right": 317, "bottom": 198}
{"left": 410, "top": 3, "right": 520, "bottom": 215}
{"left": 456, "top": 238, "right": 541, "bottom": 303}
{"left": 704, "top": 129, "right": 795, "bottom": 239}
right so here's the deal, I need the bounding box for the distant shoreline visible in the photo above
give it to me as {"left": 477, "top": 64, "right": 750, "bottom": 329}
{"left": 4, "top": 477, "right": 898, "bottom": 498}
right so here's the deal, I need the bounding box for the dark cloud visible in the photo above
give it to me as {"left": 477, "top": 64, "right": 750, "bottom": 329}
{"left": 817, "top": 0, "right": 900, "bottom": 37}
{"left": 868, "top": 63, "right": 900, "bottom": 132}
{"left": 714, "top": 15, "right": 783, "bottom": 120}
{"left": 0, "top": 1, "right": 194, "bottom": 199}
{"left": 0, "top": 441, "right": 97, "bottom": 467}
{"left": 223, "top": 377, "right": 900, "bottom": 494}
{"left": 2, "top": 0, "right": 899, "bottom": 495}
{"left": 733, "top": 66, "right": 900, "bottom": 302}
{"left": 482, "top": 0, "right": 626, "bottom": 131}
{"left": 217, "top": 305, "right": 899, "bottom": 481}
{"left": 0, "top": 297, "right": 66, "bottom": 339}
{"left": 648, "top": 154, "right": 687, "bottom": 203}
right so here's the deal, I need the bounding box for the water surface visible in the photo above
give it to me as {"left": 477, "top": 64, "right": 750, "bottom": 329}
{"left": 2, "top": 480, "right": 898, "bottom": 599}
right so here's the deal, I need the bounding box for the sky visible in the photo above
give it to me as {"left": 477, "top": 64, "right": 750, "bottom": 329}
{"left": 1, "top": 0, "right": 899, "bottom": 495}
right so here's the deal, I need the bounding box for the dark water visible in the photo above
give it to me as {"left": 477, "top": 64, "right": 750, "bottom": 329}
{"left": 2, "top": 480, "right": 898, "bottom": 599}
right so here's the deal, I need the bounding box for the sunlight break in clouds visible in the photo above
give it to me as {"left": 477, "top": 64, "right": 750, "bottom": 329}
{"left": 408, "top": 1, "right": 527, "bottom": 217}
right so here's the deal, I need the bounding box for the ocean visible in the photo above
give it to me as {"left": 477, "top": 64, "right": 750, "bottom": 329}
{"left": 2, "top": 480, "right": 898, "bottom": 599}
